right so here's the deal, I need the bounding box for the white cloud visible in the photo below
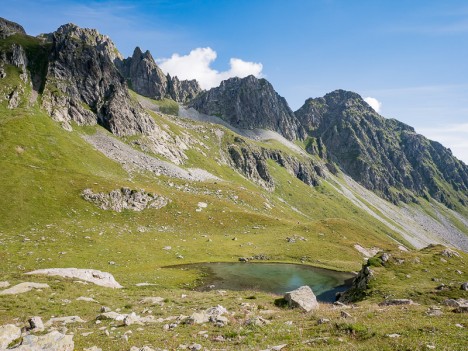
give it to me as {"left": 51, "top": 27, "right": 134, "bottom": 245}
{"left": 417, "top": 123, "right": 468, "bottom": 164}
{"left": 364, "top": 97, "right": 382, "bottom": 113}
{"left": 157, "top": 47, "right": 263, "bottom": 90}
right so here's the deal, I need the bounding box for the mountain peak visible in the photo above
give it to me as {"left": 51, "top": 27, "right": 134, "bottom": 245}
{"left": 0, "top": 17, "right": 26, "bottom": 38}
{"left": 189, "top": 75, "right": 306, "bottom": 140}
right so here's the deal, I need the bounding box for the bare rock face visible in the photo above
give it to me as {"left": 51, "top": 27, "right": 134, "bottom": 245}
{"left": 41, "top": 23, "right": 155, "bottom": 136}
{"left": 116, "top": 47, "right": 201, "bottom": 103}
{"left": 0, "top": 17, "right": 26, "bottom": 39}
{"left": 117, "top": 47, "right": 168, "bottom": 100}
{"left": 283, "top": 285, "right": 319, "bottom": 312}
{"left": 26, "top": 268, "right": 123, "bottom": 288}
{"left": 166, "top": 75, "right": 201, "bottom": 103}
{"left": 227, "top": 137, "right": 323, "bottom": 190}
{"left": 189, "top": 75, "right": 306, "bottom": 141}
{"left": 82, "top": 187, "right": 169, "bottom": 212}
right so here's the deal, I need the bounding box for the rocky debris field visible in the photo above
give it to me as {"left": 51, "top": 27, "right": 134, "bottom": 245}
{"left": 82, "top": 132, "right": 218, "bottom": 182}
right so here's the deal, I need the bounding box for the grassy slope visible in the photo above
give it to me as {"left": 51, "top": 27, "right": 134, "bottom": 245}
{"left": 0, "top": 67, "right": 467, "bottom": 349}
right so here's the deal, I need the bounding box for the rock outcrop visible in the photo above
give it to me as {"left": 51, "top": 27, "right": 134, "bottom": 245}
{"left": 81, "top": 187, "right": 169, "bottom": 212}
{"left": 283, "top": 285, "right": 319, "bottom": 312}
{"left": 189, "top": 75, "right": 306, "bottom": 141}
{"left": 0, "top": 17, "right": 26, "bottom": 39}
{"left": 41, "top": 23, "right": 155, "bottom": 135}
{"left": 227, "top": 137, "right": 323, "bottom": 190}
{"left": 295, "top": 90, "right": 468, "bottom": 208}
{"left": 116, "top": 47, "right": 201, "bottom": 103}
{"left": 26, "top": 268, "right": 123, "bottom": 288}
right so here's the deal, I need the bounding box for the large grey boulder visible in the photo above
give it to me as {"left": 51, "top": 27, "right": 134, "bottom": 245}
{"left": 10, "top": 331, "right": 73, "bottom": 351}
{"left": 0, "top": 324, "right": 21, "bottom": 349}
{"left": 25, "top": 268, "right": 122, "bottom": 288}
{"left": 284, "top": 286, "right": 319, "bottom": 312}
{"left": 0, "top": 282, "right": 50, "bottom": 295}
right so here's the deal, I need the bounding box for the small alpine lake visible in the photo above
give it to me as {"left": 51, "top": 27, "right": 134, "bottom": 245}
{"left": 167, "top": 262, "right": 355, "bottom": 302}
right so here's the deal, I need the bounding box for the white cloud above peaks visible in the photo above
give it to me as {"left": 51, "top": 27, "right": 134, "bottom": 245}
{"left": 364, "top": 97, "right": 382, "bottom": 113}
{"left": 157, "top": 47, "right": 263, "bottom": 90}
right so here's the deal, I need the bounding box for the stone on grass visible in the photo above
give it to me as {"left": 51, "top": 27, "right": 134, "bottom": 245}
{"left": 0, "top": 282, "right": 49, "bottom": 295}
{"left": 284, "top": 286, "right": 319, "bottom": 312}
{"left": 0, "top": 281, "right": 10, "bottom": 288}
{"left": 45, "top": 316, "right": 85, "bottom": 327}
{"left": 28, "top": 316, "right": 44, "bottom": 332}
{"left": 244, "top": 316, "right": 271, "bottom": 326}
{"left": 77, "top": 296, "right": 99, "bottom": 303}
{"left": 139, "top": 297, "right": 165, "bottom": 305}
{"left": 378, "top": 299, "right": 413, "bottom": 306}
{"left": 461, "top": 282, "right": 468, "bottom": 291}
{"left": 0, "top": 324, "right": 21, "bottom": 349}
{"left": 25, "top": 268, "right": 122, "bottom": 288}
{"left": 84, "top": 347, "right": 102, "bottom": 351}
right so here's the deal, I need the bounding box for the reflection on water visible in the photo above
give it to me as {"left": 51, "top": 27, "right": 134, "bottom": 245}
{"left": 169, "top": 262, "right": 354, "bottom": 303}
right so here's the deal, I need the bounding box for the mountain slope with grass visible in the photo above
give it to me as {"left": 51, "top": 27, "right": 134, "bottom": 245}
{"left": 0, "top": 18, "right": 467, "bottom": 351}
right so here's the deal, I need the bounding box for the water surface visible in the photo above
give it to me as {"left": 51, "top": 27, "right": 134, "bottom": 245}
{"left": 172, "top": 262, "right": 354, "bottom": 302}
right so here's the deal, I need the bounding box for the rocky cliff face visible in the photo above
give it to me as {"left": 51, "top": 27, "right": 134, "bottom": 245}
{"left": 116, "top": 47, "right": 201, "bottom": 103}
{"left": 295, "top": 90, "right": 468, "bottom": 208}
{"left": 227, "top": 137, "right": 324, "bottom": 190}
{"left": 41, "top": 24, "right": 155, "bottom": 136}
{"left": 189, "top": 75, "right": 306, "bottom": 141}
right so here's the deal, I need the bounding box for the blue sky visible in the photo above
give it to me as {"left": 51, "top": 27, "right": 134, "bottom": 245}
{"left": 3, "top": 0, "right": 468, "bottom": 162}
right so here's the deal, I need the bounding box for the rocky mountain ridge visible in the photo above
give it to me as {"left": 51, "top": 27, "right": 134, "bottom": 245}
{"left": 295, "top": 90, "right": 468, "bottom": 208}
{"left": 116, "top": 47, "right": 201, "bottom": 103}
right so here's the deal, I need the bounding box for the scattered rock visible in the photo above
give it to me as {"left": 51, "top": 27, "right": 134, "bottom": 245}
{"left": 284, "top": 285, "right": 319, "bottom": 312}
{"left": 378, "top": 299, "right": 414, "bottom": 306}
{"left": 461, "top": 282, "right": 468, "bottom": 291}
{"left": 238, "top": 257, "right": 249, "bottom": 262}
{"left": 0, "top": 324, "right": 21, "bottom": 349}
{"left": 0, "top": 281, "right": 10, "bottom": 288}
{"left": 440, "top": 249, "right": 460, "bottom": 258}
{"left": 0, "top": 282, "right": 50, "bottom": 295}
{"left": 26, "top": 268, "right": 123, "bottom": 288}
{"left": 82, "top": 188, "right": 169, "bottom": 212}
{"left": 443, "top": 299, "right": 468, "bottom": 308}
{"left": 188, "top": 343, "right": 202, "bottom": 351}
